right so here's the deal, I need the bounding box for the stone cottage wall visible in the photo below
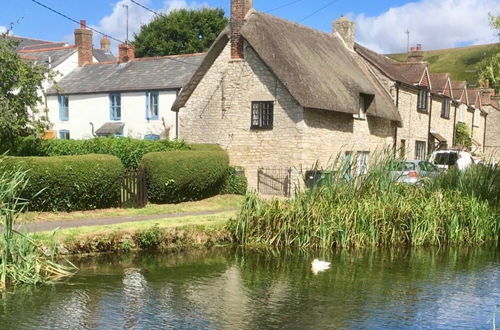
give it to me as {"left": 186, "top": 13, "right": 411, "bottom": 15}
{"left": 430, "top": 96, "right": 455, "bottom": 150}
{"left": 484, "top": 105, "right": 500, "bottom": 156}
{"left": 178, "top": 43, "right": 304, "bottom": 190}
{"left": 472, "top": 111, "right": 486, "bottom": 152}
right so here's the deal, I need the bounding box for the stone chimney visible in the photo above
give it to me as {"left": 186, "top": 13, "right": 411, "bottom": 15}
{"left": 74, "top": 20, "right": 93, "bottom": 67}
{"left": 333, "top": 16, "right": 355, "bottom": 50}
{"left": 118, "top": 43, "right": 135, "bottom": 63}
{"left": 100, "top": 35, "right": 110, "bottom": 52}
{"left": 230, "top": 0, "right": 253, "bottom": 59}
{"left": 408, "top": 44, "right": 424, "bottom": 63}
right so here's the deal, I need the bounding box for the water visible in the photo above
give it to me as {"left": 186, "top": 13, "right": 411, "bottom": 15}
{"left": 0, "top": 247, "right": 498, "bottom": 329}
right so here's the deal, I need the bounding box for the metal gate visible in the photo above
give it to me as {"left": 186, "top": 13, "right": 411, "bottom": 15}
{"left": 121, "top": 169, "right": 148, "bottom": 208}
{"left": 257, "top": 167, "right": 292, "bottom": 197}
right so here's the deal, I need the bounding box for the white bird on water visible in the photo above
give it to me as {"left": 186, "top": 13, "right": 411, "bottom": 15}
{"left": 311, "top": 259, "right": 331, "bottom": 275}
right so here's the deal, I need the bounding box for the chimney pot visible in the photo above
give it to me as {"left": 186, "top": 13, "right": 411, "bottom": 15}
{"left": 333, "top": 16, "right": 356, "bottom": 50}
{"left": 407, "top": 44, "right": 424, "bottom": 63}
{"left": 80, "top": 20, "right": 87, "bottom": 29}
{"left": 100, "top": 35, "right": 111, "bottom": 52}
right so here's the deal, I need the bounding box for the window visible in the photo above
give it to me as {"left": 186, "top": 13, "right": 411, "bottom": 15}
{"left": 354, "top": 94, "right": 368, "bottom": 120}
{"left": 417, "top": 88, "right": 428, "bottom": 111}
{"left": 251, "top": 101, "right": 273, "bottom": 129}
{"left": 415, "top": 141, "right": 426, "bottom": 160}
{"left": 343, "top": 151, "right": 352, "bottom": 180}
{"left": 109, "top": 93, "right": 121, "bottom": 121}
{"left": 473, "top": 109, "right": 479, "bottom": 127}
{"left": 146, "top": 91, "right": 159, "bottom": 120}
{"left": 355, "top": 151, "right": 370, "bottom": 176}
{"left": 144, "top": 134, "right": 160, "bottom": 141}
{"left": 59, "top": 130, "right": 70, "bottom": 140}
{"left": 441, "top": 97, "right": 451, "bottom": 119}
{"left": 58, "top": 95, "right": 69, "bottom": 121}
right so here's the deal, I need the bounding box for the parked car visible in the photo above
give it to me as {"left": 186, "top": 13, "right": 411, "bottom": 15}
{"left": 429, "top": 150, "right": 474, "bottom": 171}
{"left": 391, "top": 160, "right": 439, "bottom": 184}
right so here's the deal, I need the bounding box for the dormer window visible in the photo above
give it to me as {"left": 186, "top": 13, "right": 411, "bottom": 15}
{"left": 354, "top": 94, "right": 369, "bottom": 120}
{"left": 441, "top": 97, "right": 451, "bottom": 119}
{"left": 417, "top": 87, "right": 428, "bottom": 111}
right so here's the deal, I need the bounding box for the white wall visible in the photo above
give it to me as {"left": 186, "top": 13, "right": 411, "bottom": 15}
{"left": 47, "top": 90, "right": 178, "bottom": 140}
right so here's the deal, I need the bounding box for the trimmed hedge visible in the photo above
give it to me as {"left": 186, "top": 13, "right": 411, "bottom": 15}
{"left": 0, "top": 154, "right": 124, "bottom": 212}
{"left": 189, "top": 144, "right": 224, "bottom": 152}
{"left": 142, "top": 150, "right": 229, "bottom": 204}
{"left": 7, "top": 136, "right": 189, "bottom": 169}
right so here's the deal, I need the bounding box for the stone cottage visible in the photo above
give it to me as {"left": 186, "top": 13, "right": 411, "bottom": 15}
{"left": 172, "top": 0, "right": 402, "bottom": 193}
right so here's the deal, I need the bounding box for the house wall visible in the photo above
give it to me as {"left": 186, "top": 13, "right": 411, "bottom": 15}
{"left": 484, "top": 105, "right": 500, "bottom": 156}
{"left": 46, "top": 90, "right": 178, "bottom": 140}
{"left": 396, "top": 86, "right": 430, "bottom": 159}
{"left": 472, "top": 110, "right": 486, "bottom": 153}
{"left": 429, "top": 95, "right": 455, "bottom": 149}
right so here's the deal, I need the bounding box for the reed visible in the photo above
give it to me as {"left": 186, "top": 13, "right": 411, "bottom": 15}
{"left": 228, "top": 153, "right": 500, "bottom": 249}
{"left": 0, "top": 160, "right": 76, "bottom": 290}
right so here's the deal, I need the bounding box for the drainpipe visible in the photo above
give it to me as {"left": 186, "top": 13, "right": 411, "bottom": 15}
{"left": 427, "top": 93, "right": 433, "bottom": 156}
{"left": 452, "top": 103, "right": 457, "bottom": 147}
{"left": 175, "top": 89, "right": 179, "bottom": 139}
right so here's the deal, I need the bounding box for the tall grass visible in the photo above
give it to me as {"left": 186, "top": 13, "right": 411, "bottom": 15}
{"left": 0, "top": 160, "right": 76, "bottom": 290}
{"left": 228, "top": 152, "right": 500, "bottom": 249}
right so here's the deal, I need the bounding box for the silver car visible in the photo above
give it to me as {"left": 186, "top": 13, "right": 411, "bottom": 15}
{"left": 391, "top": 160, "right": 439, "bottom": 184}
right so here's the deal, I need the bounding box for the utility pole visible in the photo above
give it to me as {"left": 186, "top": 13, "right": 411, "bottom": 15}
{"left": 405, "top": 29, "right": 410, "bottom": 52}
{"left": 123, "top": 4, "right": 129, "bottom": 44}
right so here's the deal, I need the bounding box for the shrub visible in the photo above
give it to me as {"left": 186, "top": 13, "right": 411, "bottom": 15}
{"left": 7, "top": 136, "right": 189, "bottom": 169}
{"left": 0, "top": 154, "right": 124, "bottom": 212}
{"left": 220, "top": 167, "right": 248, "bottom": 195}
{"left": 455, "top": 122, "right": 472, "bottom": 149}
{"left": 142, "top": 150, "right": 229, "bottom": 204}
{"left": 189, "top": 144, "right": 224, "bottom": 152}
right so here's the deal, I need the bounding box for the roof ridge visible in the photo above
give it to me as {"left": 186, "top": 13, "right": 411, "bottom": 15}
{"left": 19, "top": 45, "right": 77, "bottom": 53}
{"left": 8, "top": 34, "right": 60, "bottom": 43}
{"left": 130, "top": 52, "right": 207, "bottom": 62}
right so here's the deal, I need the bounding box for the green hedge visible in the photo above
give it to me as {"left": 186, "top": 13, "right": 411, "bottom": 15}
{"left": 189, "top": 144, "right": 224, "bottom": 152}
{"left": 7, "top": 136, "right": 189, "bottom": 169}
{"left": 220, "top": 167, "right": 248, "bottom": 195}
{"left": 0, "top": 154, "right": 124, "bottom": 212}
{"left": 142, "top": 150, "right": 229, "bottom": 204}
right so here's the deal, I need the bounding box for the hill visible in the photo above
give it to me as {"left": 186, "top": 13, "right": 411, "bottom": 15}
{"left": 387, "top": 43, "right": 499, "bottom": 85}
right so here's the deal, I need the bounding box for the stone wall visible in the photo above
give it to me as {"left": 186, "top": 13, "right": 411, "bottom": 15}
{"left": 430, "top": 95, "right": 455, "bottom": 150}
{"left": 472, "top": 110, "right": 486, "bottom": 153}
{"left": 484, "top": 105, "right": 500, "bottom": 156}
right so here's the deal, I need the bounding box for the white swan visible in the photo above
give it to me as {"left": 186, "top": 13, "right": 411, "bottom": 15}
{"left": 311, "top": 259, "right": 331, "bottom": 275}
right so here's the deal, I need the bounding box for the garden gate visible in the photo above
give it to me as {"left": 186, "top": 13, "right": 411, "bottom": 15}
{"left": 121, "top": 169, "right": 148, "bottom": 208}
{"left": 257, "top": 167, "right": 292, "bottom": 197}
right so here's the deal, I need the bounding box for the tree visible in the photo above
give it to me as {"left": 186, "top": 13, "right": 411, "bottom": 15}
{"left": 455, "top": 122, "right": 472, "bottom": 149}
{"left": 476, "top": 14, "right": 500, "bottom": 92}
{"left": 132, "top": 8, "right": 228, "bottom": 57}
{"left": 0, "top": 33, "right": 52, "bottom": 151}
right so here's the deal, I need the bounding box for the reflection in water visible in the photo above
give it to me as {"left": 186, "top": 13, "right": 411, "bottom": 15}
{"left": 0, "top": 247, "right": 498, "bottom": 329}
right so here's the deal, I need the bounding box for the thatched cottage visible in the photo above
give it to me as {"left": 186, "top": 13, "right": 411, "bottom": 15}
{"left": 172, "top": 0, "right": 495, "bottom": 194}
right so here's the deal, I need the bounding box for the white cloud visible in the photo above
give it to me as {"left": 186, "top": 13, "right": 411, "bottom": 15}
{"left": 354, "top": 0, "right": 500, "bottom": 53}
{"left": 0, "top": 26, "right": 7, "bottom": 34}
{"left": 91, "top": 0, "right": 208, "bottom": 52}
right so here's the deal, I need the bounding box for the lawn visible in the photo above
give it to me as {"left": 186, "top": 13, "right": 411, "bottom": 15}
{"left": 19, "top": 194, "right": 243, "bottom": 224}
{"left": 387, "top": 43, "right": 498, "bottom": 83}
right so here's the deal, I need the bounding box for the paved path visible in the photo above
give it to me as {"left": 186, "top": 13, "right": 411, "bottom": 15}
{"left": 21, "top": 208, "right": 238, "bottom": 233}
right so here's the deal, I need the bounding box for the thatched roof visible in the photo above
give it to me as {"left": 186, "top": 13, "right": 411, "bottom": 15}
{"left": 173, "top": 11, "right": 401, "bottom": 123}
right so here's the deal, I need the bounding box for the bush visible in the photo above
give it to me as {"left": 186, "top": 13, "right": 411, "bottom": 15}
{"left": 220, "top": 167, "right": 248, "bottom": 195}
{"left": 7, "top": 136, "right": 189, "bottom": 169}
{"left": 0, "top": 154, "right": 124, "bottom": 212}
{"left": 189, "top": 144, "right": 224, "bottom": 152}
{"left": 142, "top": 150, "right": 229, "bottom": 204}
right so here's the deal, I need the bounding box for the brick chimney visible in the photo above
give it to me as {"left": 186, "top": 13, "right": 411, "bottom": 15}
{"left": 100, "top": 35, "right": 110, "bottom": 52}
{"left": 408, "top": 44, "right": 424, "bottom": 63}
{"left": 230, "top": 0, "right": 253, "bottom": 59}
{"left": 118, "top": 43, "right": 135, "bottom": 63}
{"left": 74, "top": 20, "right": 93, "bottom": 67}
{"left": 333, "top": 16, "right": 356, "bottom": 50}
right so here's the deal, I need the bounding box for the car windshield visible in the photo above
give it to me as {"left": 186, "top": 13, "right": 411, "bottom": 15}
{"left": 392, "top": 162, "right": 415, "bottom": 171}
{"left": 434, "top": 153, "right": 458, "bottom": 166}
{"left": 419, "top": 161, "right": 437, "bottom": 172}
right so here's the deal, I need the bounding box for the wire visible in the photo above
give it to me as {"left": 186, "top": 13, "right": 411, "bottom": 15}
{"left": 30, "top": 0, "right": 125, "bottom": 44}
{"left": 130, "top": 0, "right": 165, "bottom": 17}
{"left": 297, "top": 0, "right": 340, "bottom": 23}
{"left": 264, "top": 0, "right": 306, "bottom": 13}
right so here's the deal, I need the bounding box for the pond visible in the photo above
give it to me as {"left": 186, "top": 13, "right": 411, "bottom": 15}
{"left": 0, "top": 247, "right": 498, "bottom": 329}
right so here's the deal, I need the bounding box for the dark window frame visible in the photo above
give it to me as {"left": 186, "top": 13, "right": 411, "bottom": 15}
{"left": 441, "top": 97, "right": 451, "bottom": 119}
{"left": 251, "top": 101, "right": 274, "bottom": 129}
{"left": 415, "top": 140, "right": 426, "bottom": 160}
{"left": 109, "top": 93, "right": 121, "bottom": 121}
{"left": 417, "top": 88, "right": 429, "bottom": 112}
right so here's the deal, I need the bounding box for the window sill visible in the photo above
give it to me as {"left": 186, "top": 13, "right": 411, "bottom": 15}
{"left": 147, "top": 117, "right": 159, "bottom": 121}
{"left": 353, "top": 116, "right": 366, "bottom": 121}
{"left": 440, "top": 116, "right": 450, "bottom": 120}
{"left": 417, "top": 108, "right": 429, "bottom": 113}
{"left": 250, "top": 126, "right": 273, "bottom": 130}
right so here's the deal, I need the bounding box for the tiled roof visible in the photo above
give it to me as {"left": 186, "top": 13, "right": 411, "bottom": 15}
{"left": 430, "top": 73, "right": 449, "bottom": 94}
{"left": 19, "top": 46, "right": 77, "bottom": 68}
{"left": 47, "top": 53, "right": 205, "bottom": 95}
{"left": 6, "top": 35, "right": 63, "bottom": 51}
{"left": 451, "top": 80, "right": 467, "bottom": 103}
{"left": 93, "top": 49, "right": 116, "bottom": 62}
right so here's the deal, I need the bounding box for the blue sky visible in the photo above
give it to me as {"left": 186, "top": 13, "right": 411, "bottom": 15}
{"left": 1, "top": 0, "right": 499, "bottom": 53}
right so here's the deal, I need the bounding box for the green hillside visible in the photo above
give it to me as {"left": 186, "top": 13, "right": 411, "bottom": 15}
{"left": 388, "top": 43, "right": 499, "bottom": 85}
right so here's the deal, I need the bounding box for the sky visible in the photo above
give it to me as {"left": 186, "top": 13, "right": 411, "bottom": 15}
{"left": 1, "top": 0, "right": 499, "bottom": 54}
